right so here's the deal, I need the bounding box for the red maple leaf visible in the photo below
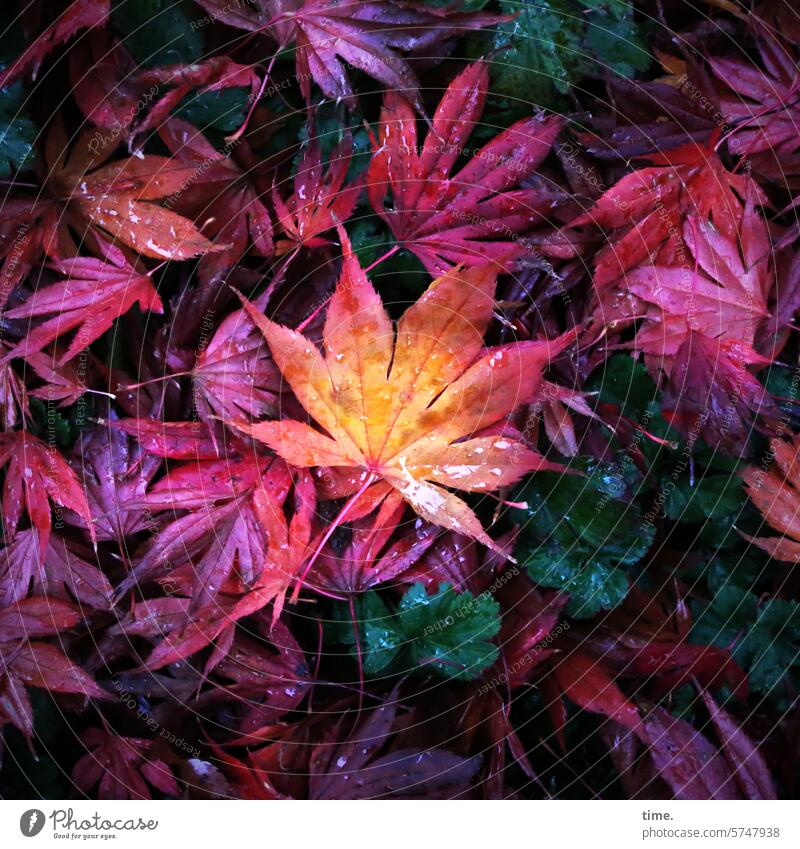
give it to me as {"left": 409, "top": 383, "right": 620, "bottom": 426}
{"left": 633, "top": 694, "right": 776, "bottom": 800}
{"left": 158, "top": 118, "right": 273, "bottom": 284}
{"left": 618, "top": 191, "right": 780, "bottom": 449}
{"left": 549, "top": 648, "right": 642, "bottom": 734}
{"left": 310, "top": 490, "right": 439, "bottom": 595}
{"left": 0, "top": 122, "right": 221, "bottom": 309}
{"left": 108, "top": 418, "right": 224, "bottom": 460}
{"left": 115, "top": 454, "right": 315, "bottom": 625}
{"left": 191, "top": 306, "right": 282, "bottom": 427}
{"left": 2, "top": 240, "right": 163, "bottom": 365}
{"left": 0, "top": 598, "right": 107, "bottom": 740}
{"left": 0, "top": 0, "right": 110, "bottom": 89}
{"left": 65, "top": 418, "right": 162, "bottom": 544}
{"left": 367, "top": 60, "right": 564, "bottom": 275}
{"left": 0, "top": 530, "right": 112, "bottom": 609}
{"left": 574, "top": 136, "right": 765, "bottom": 288}
{"left": 107, "top": 466, "right": 315, "bottom": 672}
{"left": 0, "top": 346, "right": 27, "bottom": 429}
{"left": 70, "top": 29, "right": 262, "bottom": 144}
{"left": 0, "top": 430, "right": 95, "bottom": 553}
{"left": 197, "top": 623, "right": 311, "bottom": 735}
{"left": 272, "top": 124, "right": 362, "bottom": 254}
{"left": 710, "top": 30, "right": 800, "bottom": 178}
{"left": 741, "top": 434, "right": 800, "bottom": 561}
{"left": 397, "top": 528, "right": 517, "bottom": 595}
{"left": 308, "top": 690, "right": 480, "bottom": 799}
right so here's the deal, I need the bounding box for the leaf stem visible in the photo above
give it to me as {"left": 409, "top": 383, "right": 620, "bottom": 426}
{"left": 365, "top": 243, "right": 399, "bottom": 273}
{"left": 122, "top": 370, "right": 192, "bottom": 390}
{"left": 225, "top": 51, "right": 280, "bottom": 144}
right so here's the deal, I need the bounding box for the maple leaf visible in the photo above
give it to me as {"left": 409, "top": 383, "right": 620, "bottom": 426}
{"left": 595, "top": 187, "right": 781, "bottom": 450}
{"left": 108, "top": 417, "right": 223, "bottom": 460}
{"left": 25, "top": 349, "right": 92, "bottom": 407}
{"left": 0, "top": 0, "right": 110, "bottom": 89}
{"left": 272, "top": 124, "right": 362, "bottom": 254}
{"left": 397, "top": 528, "right": 516, "bottom": 595}
{"left": 0, "top": 530, "right": 112, "bottom": 609}
{"left": 238, "top": 234, "right": 574, "bottom": 550}
{"left": 65, "top": 418, "right": 162, "bottom": 543}
{"left": 115, "top": 454, "right": 273, "bottom": 608}
{"left": 741, "top": 435, "right": 800, "bottom": 561}
{"left": 697, "top": 688, "right": 777, "bottom": 799}
{"left": 574, "top": 136, "right": 766, "bottom": 288}
{"left": 493, "top": 576, "right": 566, "bottom": 688}
{"left": 625, "top": 205, "right": 772, "bottom": 358}
{"left": 70, "top": 30, "right": 262, "bottom": 150}
{"left": 72, "top": 728, "right": 180, "bottom": 800}
{"left": 191, "top": 307, "right": 282, "bottom": 426}
{"left": 458, "top": 687, "right": 539, "bottom": 799}
{"left": 131, "top": 58, "right": 261, "bottom": 141}
{"left": 0, "top": 598, "right": 107, "bottom": 740}
{"left": 158, "top": 118, "right": 273, "bottom": 284}
{"left": 47, "top": 122, "right": 222, "bottom": 260}
{"left": 0, "top": 122, "right": 220, "bottom": 296}
{"left": 578, "top": 71, "right": 721, "bottom": 160}
{"left": 115, "top": 455, "right": 314, "bottom": 624}
{"left": 659, "top": 333, "right": 779, "bottom": 453}
{"left": 193, "top": 0, "right": 504, "bottom": 114}
{"left": 550, "top": 648, "right": 641, "bottom": 733}
{"left": 710, "top": 30, "right": 800, "bottom": 177}
{"left": 367, "top": 60, "right": 564, "bottom": 275}
{"left": 68, "top": 28, "right": 144, "bottom": 138}
{"left": 0, "top": 345, "right": 27, "bottom": 428}
{"left": 197, "top": 624, "right": 311, "bottom": 735}
{"left": 0, "top": 430, "right": 95, "bottom": 554}
{"left": 2, "top": 240, "right": 163, "bottom": 365}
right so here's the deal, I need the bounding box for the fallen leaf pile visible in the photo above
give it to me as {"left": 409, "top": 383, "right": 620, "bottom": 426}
{"left": 0, "top": 0, "right": 797, "bottom": 802}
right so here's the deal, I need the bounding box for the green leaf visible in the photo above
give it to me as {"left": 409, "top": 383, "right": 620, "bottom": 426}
{"left": 489, "top": 1, "right": 649, "bottom": 112}
{"left": 691, "top": 584, "right": 800, "bottom": 706}
{"left": 28, "top": 399, "right": 75, "bottom": 448}
{"left": 0, "top": 14, "right": 37, "bottom": 177}
{"left": 492, "top": 0, "right": 585, "bottom": 109}
{"left": 0, "top": 86, "right": 37, "bottom": 177}
{"left": 512, "top": 459, "right": 654, "bottom": 617}
{"left": 357, "top": 583, "right": 501, "bottom": 680}
{"left": 581, "top": 4, "right": 651, "bottom": 78}
{"left": 587, "top": 354, "right": 659, "bottom": 422}
{"left": 359, "top": 591, "right": 402, "bottom": 676}
{"left": 174, "top": 87, "right": 251, "bottom": 133}
{"left": 706, "top": 556, "right": 764, "bottom": 596}
{"left": 112, "top": 0, "right": 203, "bottom": 68}
{"left": 665, "top": 473, "right": 746, "bottom": 524}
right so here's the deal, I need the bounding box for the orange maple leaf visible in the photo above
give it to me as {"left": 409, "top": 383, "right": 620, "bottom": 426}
{"left": 741, "top": 436, "right": 800, "bottom": 562}
{"left": 238, "top": 233, "right": 574, "bottom": 551}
